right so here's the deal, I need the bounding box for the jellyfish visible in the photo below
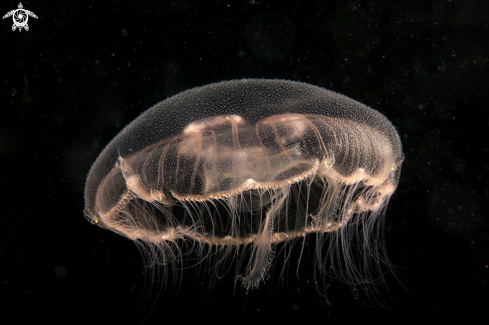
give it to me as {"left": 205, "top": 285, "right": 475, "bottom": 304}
{"left": 84, "top": 79, "right": 403, "bottom": 301}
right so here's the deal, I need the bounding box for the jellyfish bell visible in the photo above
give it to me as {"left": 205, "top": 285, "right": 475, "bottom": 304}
{"left": 84, "top": 79, "right": 403, "bottom": 302}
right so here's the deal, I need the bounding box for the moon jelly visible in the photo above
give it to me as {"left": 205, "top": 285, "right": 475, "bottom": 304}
{"left": 84, "top": 79, "right": 403, "bottom": 301}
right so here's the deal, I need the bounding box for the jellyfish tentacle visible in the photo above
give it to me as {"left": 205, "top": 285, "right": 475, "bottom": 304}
{"left": 241, "top": 190, "right": 287, "bottom": 288}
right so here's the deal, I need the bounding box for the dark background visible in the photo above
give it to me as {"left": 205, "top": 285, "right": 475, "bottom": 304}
{"left": 2, "top": 0, "right": 488, "bottom": 323}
